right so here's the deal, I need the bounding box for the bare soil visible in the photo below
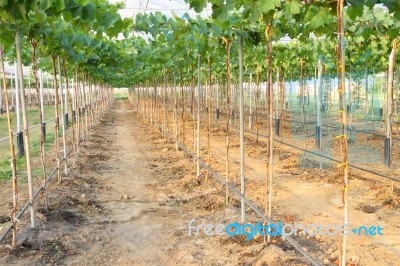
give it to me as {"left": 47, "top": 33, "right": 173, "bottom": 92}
{"left": 0, "top": 99, "right": 399, "bottom": 266}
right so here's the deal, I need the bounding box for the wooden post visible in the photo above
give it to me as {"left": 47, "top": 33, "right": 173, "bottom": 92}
{"left": 0, "top": 44, "right": 19, "bottom": 248}
{"left": 265, "top": 22, "right": 274, "bottom": 243}
{"left": 15, "top": 63, "right": 23, "bottom": 157}
{"left": 239, "top": 37, "right": 246, "bottom": 222}
{"left": 75, "top": 70, "right": 81, "bottom": 152}
{"left": 249, "top": 73, "right": 253, "bottom": 130}
{"left": 317, "top": 59, "right": 323, "bottom": 169}
{"left": 225, "top": 39, "right": 232, "bottom": 205}
{"left": 275, "top": 69, "right": 280, "bottom": 136}
{"left": 51, "top": 55, "right": 61, "bottom": 184}
{"left": 384, "top": 39, "right": 397, "bottom": 168}
{"left": 174, "top": 68, "right": 179, "bottom": 151}
{"left": 58, "top": 57, "right": 68, "bottom": 176}
{"left": 32, "top": 42, "right": 48, "bottom": 210}
{"left": 337, "top": 1, "right": 349, "bottom": 264}
{"left": 365, "top": 63, "right": 368, "bottom": 142}
{"left": 163, "top": 69, "right": 167, "bottom": 138}
{"left": 206, "top": 56, "right": 212, "bottom": 182}
{"left": 196, "top": 55, "right": 201, "bottom": 178}
{"left": 16, "top": 31, "right": 35, "bottom": 227}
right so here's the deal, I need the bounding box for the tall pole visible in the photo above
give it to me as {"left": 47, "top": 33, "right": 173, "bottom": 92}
{"left": 75, "top": 70, "right": 80, "bottom": 152}
{"left": 14, "top": 63, "right": 23, "bottom": 157}
{"left": 28, "top": 66, "right": 31, "bottom": 106}
{"left": 317, "top": 59, "right": 323, "bottom": 169}
{"left": 348, "top": 66, "right": 353, "bottom": 132}
{"left": 163, "top": 68, "right": 167, "bottom": 138}
{"left": 174, "top": 67, "right": 178, "bottom": 151}
{"left": 58, "top": 57, "right": 68, "bottom": 176}
{"left": 314, "top": 65, "right": 317, "bottom": 114}
{"left": 216, "top": 77, "right": 219, "bottom": 121}
{"left": 225, "top": 39, "right": 232, "bottom": 205}
{"left": 266, "top": 22, "right": 274, "bottom": 243}
{"left": 239, "top": 37, "right": 245, "bottom": 222}
{"left": 16, "top": 31, "right": 35, "bottom": 228}
{"left": 52, "top": 55, "right": 61, "bottom": 183}
{"left": 365, "top": 64, "right": 368, "bottom": 141}
{"left": 10, "top": 67, "right": 14, "bottom": 109}
{"left": 196, "top": 55, "right": 201, "bottom": 178}
{"left": 249, "top": 73, "right": 253, "bottom": 129}
{"left": 337, "top": 1, "right": 349, "bottom": 265}
{"left": 0, "top": 44, "right": 19, "bottom": 248}
{"left": 275, "top": 69, "right": 280, "bottom": 136}
{"left": 39, "top": 71, "right": 45, "bottom": 123}
{"left": 206, "top": 56, "right": 212, "bottom": 182}
{"left": 385, "top": 39, "right": 397, "bottom": 168}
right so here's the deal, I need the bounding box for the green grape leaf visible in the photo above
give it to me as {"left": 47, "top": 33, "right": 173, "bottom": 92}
{"left": 17, "top": 3, "right": 27, "bottom": 19}
{"left": 0, "top": 0, "right": 7, "bottom": 7}
{"left": 77, "top": 0, "right": 90, "bottom": 6}
{"left": 82, "top": 2, "right": 96, "bottom": 22}
{"left": 54, "top": 0, "right": 65, "bottom": 12}
{"left": 63, "top": 10, "right": 72, "bottom": 21}
{"left": 39, "top": 0, "right": 51, "bottom": 10}
{"left": 155, "top": 12, "right": 164, "bottom": 24}
{"left": 212, "top": 0, "right": 234, "bottom": 22}
{"left": 71, "top": 5, "right": 82, "bottom": 18}
{"left": 285, "top": 0, "right": 301, "bottom": 15}
{"left": 188, "top": 0, "right": 207, "bottom": 13}
{"left": 309, "top": 7, "right": 330, "bottom": 29}
{"left": 52, "top": 18, "right": 69, "bottom": 33}
{"left": 258, "top": 0, "right": 280, "bottom": 14}
{"left": 346, "top": 3, "right": 363, "bottom": 20}
{"left": 373, "top": 8, "right": 385, "bottom": 21}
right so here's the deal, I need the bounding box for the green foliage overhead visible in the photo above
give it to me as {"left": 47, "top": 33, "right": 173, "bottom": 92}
{"left": 0, "top": 0, "right": 398, "bottom": 89}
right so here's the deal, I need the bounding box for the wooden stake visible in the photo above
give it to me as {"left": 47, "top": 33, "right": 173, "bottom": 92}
{"left": 51, "top": 55, "right": 61, "bottom": 183}
{"left": 16, "top": 31, "right": 35, "bottom": 227}
{"left": 196, "top": 55, "right": 201, "bottom": 178}
{"left": 265, "top": 22, "right": 274, "bottom": 243}
{"left": 206, "top": 56, "right": 212, "bottom": 182}
{"left": 337, "top": 1, "right": 349, "bottom": 264}
{"left": 31, "top": 39, "right": 48, "bottom": 209}
{"left": 385, "top": 39, "right": 397, "bottom": 168}
{"left": 58, "top": 57, "right": 68, "bottom": 176}
{"left": 0, "top": 44, "right": 19, "bottom": 248}
{"left": 239, "top": 37, "right": 246, "bottom": 222}
{"left": 225, "top": 39, "right": 232, "bottom": 205}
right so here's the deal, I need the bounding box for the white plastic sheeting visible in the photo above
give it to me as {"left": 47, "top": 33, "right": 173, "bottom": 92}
{"left": 110, "top": 0, "right": 211, "bottom": 18}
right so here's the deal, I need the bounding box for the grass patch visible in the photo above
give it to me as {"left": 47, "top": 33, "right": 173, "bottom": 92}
{"left": 0, "top": 131, "right": 56, "bottom": 182}
{"left": 0, "top": 105, "right": 54, "bottom": 138}
{"left": 114, "top": 92, "right": 128, "bottom": 100}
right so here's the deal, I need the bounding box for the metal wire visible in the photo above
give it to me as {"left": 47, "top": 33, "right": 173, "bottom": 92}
{"left": 208, "top": 108, "right": 399, "bottom": 183}
{"left": 0, "top": 155, "right": 67, "bottom": 243}
{"left": 0, "top": 117, "right": 58, "bottom": 144}
{"left": 239, "top": 127, "right": 400, "bottom": 183}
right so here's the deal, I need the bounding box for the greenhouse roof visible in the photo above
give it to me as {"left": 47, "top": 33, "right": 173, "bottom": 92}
{"left": 110, "top": 0, "right": 211, "bottom": 18}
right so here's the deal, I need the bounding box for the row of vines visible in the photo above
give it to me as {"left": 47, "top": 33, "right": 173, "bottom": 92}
{"left": 126, "top": 1, "right": 400, "bottom": 265}
{"left": 0, "top": 0, "right": 399, "bottom": 265}
{"left": 0, "top": 0, "right": 131, "bottom": 251}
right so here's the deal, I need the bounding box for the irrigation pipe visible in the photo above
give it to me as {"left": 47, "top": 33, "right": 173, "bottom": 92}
{"left": 152, "top": 120, "right": 322, "bottom": 266}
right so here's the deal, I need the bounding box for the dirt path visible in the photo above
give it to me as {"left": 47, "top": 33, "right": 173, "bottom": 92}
{"left": 1, "top": 100, "right": 178, "bottom": 265}
{"left": 62, "top": 100, "right": 174, "bottom": 265}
